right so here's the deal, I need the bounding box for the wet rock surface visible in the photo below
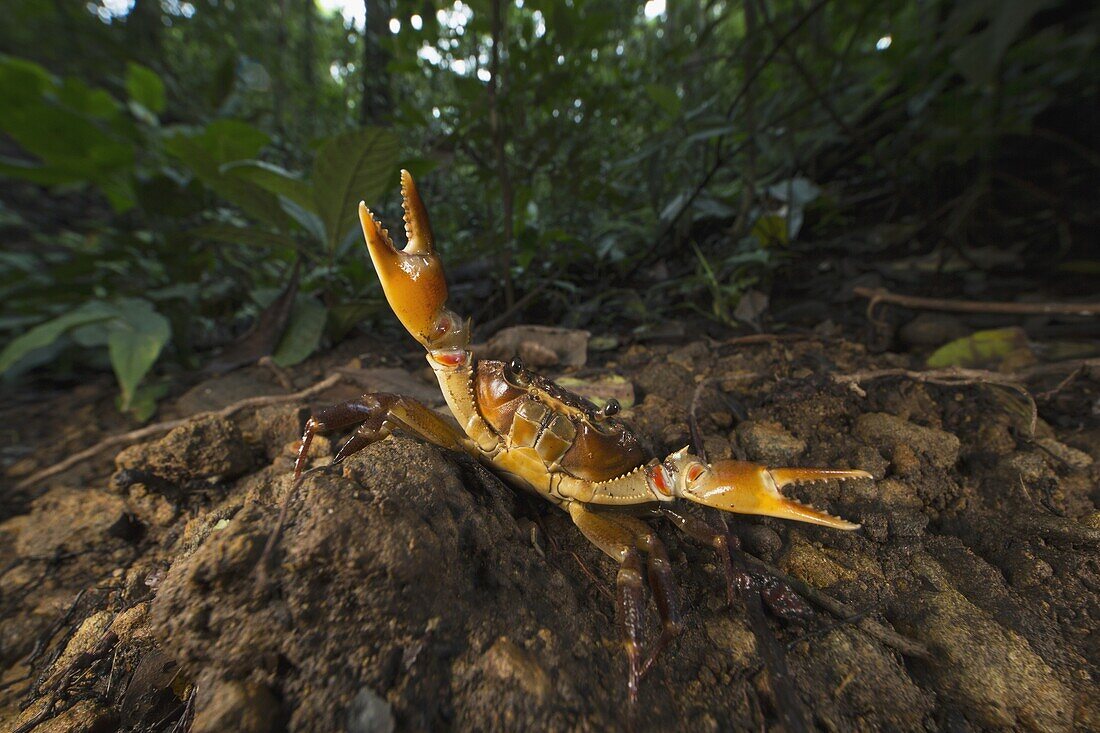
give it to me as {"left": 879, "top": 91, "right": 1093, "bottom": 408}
{"left": 1, "top": 335, "right": 1098, "bottom": 731}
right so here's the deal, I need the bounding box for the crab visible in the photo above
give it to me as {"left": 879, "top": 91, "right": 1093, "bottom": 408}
{"left": 290, "top": 171, "right": 872, "bottom": 706}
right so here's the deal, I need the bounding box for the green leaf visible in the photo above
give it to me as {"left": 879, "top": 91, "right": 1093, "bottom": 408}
{"left": 123, "top": 381, "right": 171, "bottom": 422}
{"left": 107, "top": 299, "right": 171, "bottom": 410}
{"left": 328, "top": 300, "right": 378, "bottom": 341}
{"left": 164, "top": 124, "right": 293, "bottom": 230}
{"left": 926, "top": 328, "right": 1032, "bottom": 369}
{"left": 0, "top": 302, "right": 116, "bottom": 373}
{"left": 222, "top": 160, "right": 316, "bottom": 213}
{"left": 125, "top": 62, "right": 166, "bottom": 114}
{"left": 272, "top": 297, "right": 328, "bottom": 367}
{"left": 311, "top": 127, "right": 400, "bottom": 252}
{"left": 193, "top": 224, "right": 303, "bottom": 253}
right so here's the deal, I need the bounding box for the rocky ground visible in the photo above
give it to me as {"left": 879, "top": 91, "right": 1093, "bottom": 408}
{"left": 1, "top": 319, "right": 1098, "bottom": 732}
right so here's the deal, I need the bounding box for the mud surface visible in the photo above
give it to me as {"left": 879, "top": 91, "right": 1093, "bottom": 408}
{"left": 1, "top": 330, "right": 1098, "bottom": 732}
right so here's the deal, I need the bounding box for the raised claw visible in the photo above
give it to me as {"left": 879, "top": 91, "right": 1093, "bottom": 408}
{"left": 677, "top": 459, "right": 870, "bottom": 530}
{"left": 359, "top": 170, "right": 454, "bottom": 349}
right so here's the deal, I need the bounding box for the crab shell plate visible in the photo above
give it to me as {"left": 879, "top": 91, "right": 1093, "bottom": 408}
{"left": 474, "top": 360, "right": 646, "bottom": 483}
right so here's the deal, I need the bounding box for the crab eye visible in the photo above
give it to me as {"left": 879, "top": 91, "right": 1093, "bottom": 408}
{"left": 505, "top": 356, "right": 530, "bottom": 387}
{"left": 601, "top": 398, "right": 621, "bottom": 417}
{"left": 686, "top": 464, "right": 706, "bottom": 483}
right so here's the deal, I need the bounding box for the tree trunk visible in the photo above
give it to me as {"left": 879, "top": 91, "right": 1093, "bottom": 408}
{"left": 360, "top": 0, "right": 392, "bottom": 126}
{"left": 488, "top": 0, "right": 515, "bottom": 309}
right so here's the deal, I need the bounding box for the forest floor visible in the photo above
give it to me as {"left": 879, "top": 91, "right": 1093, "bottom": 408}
{"left": 1, "top": 296, "right": 1098, "bottom": 732}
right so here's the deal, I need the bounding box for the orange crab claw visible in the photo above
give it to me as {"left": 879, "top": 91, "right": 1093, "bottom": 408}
{"left": 360, "top": 170, "right": 457, "bottom": 349}
{"left": 679, "top": 460, "right": 870, "bottom": 530}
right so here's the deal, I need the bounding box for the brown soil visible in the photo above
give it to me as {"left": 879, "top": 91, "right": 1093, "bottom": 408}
{"left": 1, "top": 330, "right": 1098, "bottom": 732}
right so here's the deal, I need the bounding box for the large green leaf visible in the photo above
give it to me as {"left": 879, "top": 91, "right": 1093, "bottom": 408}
{"left": 0, "top": 302, "right": 117, "bottom": 373}
{"left": 126, "top": 62, "right": 166, "bottom": 114}
{"left": 107, "top": 299, "right": 171, "bottom": 410}
{"left": 311, "top": 127, "right": 399, "bottom": 252}
{"left": 164, "top": 124, "right": 293, "bottom": 230}
{"left": 221, "top": 160, "right": 316, "bottom": 213}
{"left": 193, "top": 224, "right": 302, "bottom": 253}
{"left": 272, "top": 297, "right": 328, "bottom": 367}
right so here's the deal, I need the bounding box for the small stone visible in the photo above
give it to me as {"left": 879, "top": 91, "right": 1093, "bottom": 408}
{"left": 874, "top": 478, "right": 922, "bottom": 511}
{"left": 9, "top": 489, "right": 129, "bottom": 556}
{"left": 115, "top": 416, "right": 254, "bottom": 483}
{"left": 109, "top": 602, "right": 152, "bottom": 644}
{"left": 192, "top": 678, "right": 279, "bottom": 733}
{"left": 480, "top": 638, "right": 551, "bottom": 702}
{"left": 898, "top": 313, "right": 969, "bottom": 348}
{"left": 704, "top": 616, "right": 756, "bottom": 667}
{"left": 14, "top": 698, "right": 114, "bottom": 733}
{"left": 44, "top": 612, "right": 113, "bottom": 688}
{"left": 854, "top": 413, "right": 960, "bottom": 470}
{"left": 738, "top": 524, "right": 781, "bottom": 559}
{"left": 735, "top": 421, "right": 806, "bottom": 464}
{"left": 1035, "top": 438, "right": 1093, "bottom": 470}
{"left": 779, "top": 533, "right": 883, "bottom": 588}
{"left": 346, "top": 687, "right": 395, "bottom": 733}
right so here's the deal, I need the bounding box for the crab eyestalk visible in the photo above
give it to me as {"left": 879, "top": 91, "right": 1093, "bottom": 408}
{"left": 668, "top": 454, "right": 870, "bottom": 530}
{"left": 359, "top": 170, "right": 468, "bottom": 358}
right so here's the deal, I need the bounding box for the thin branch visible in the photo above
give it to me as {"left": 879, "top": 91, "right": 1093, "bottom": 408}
{"left": 853, "top": 286, "right": 1100, "bottom": 322}
{"left": 14, "top": 374, "right": 344, "bottom": 492}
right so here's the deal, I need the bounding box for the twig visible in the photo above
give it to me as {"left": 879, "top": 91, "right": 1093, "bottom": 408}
{"left": 833, "top": 366, "right": 1041, "bottom": 436}
{"left": 14, "top": 374, "right": 344, "bottom": 492}
{"left": 853, "top": 286, "right": 1100, "bottom": 322}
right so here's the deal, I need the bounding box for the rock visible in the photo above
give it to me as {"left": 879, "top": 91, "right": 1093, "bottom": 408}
{"left": 44, "top": 611, "right": 113, "bottom": 688}
{"left": 126, "top": 483, "right": 177, "bottom": 527}
{"left": 234, "top": 404, "right": 307, "bottom": 460}
{"left": 875, "top": 478, "right": 923, "bottom": 510}
{"left": 789, "top": 628, "right": 934, "bottom": 732}
{"left": 1035, "top": 438, "right": 1093, "bottom": 470}
{"left": 6, "top": 489, "right": 129, "bottom": 556}
{"left": 778, "top": 533, "right": 883, "bottom": 588}
{"left": 346, "top": 687, "right": 395, "bottom": 733}
{"left": 898, "top": 313, "right": 969, "bottom": 348}
{"left": 13, "top": 698, "right": 115, "bottom": 733}
{"left": 109, "top": 602, "right": 152, "bottom": 644}
{"left": 667, "top": 341, "right": 710, "bottom": 371}
{"left": 738, "top": 524, "right": 781, "bottom": 559}
{"left": 480, "top": 638, "right": 551, "bottom": 701}
{"left": 704, "top": 616, "right": 756, "bottom": 667}
{"left": 735, "top": 420, "right": 806, "bottom": 464}
{"left": 192, "top": 676, "right": 279, "bottom": 733}
{"left": 115, "top": 416, "right": 254, "bottom": 483}
{"left": 854, "top": 413, "right": 960, "bottom": 470}
{"left": 896, "top": 556, "right": 1074, "bottom": 732}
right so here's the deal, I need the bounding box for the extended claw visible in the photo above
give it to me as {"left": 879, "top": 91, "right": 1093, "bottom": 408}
{"left": 676, "top": 459, "right": 870, "bottom": 530}
{"left": 360, "top": 171, "right": 464, "bottom": 351}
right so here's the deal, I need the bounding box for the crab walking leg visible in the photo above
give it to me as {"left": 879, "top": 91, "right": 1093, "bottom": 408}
{"left": 295, "top": 393, "right": 475, "bottom": 478}
{"left": 658, "top": 506, "right": 812, "bottom": 621}
{"left": 567, "top": 503, "right": 683, "bottom": 705}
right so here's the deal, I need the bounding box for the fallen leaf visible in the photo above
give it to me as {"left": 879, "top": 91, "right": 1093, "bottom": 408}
{"left": 926, "top": 327, "right": 1033, "bottom": 369}
{"left": 556, "top": 375, "right": 635, "bottom": 410}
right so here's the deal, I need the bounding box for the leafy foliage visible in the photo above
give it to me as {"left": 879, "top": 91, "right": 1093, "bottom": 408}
{"left": 0, "top": 0, "right": 1095, "bottom": 416}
